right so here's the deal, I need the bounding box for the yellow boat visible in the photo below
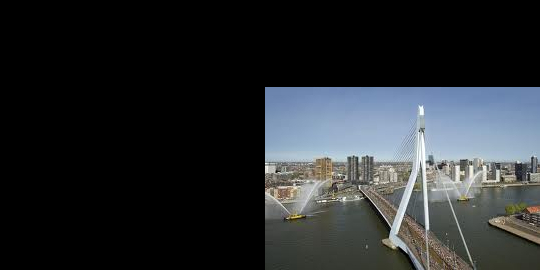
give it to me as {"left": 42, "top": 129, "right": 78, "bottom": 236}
{"left": 457, "top": 195, "right": 469, "bottom": 201}
{"left": 284, "top": 213, "right": 306, "bottom": 220}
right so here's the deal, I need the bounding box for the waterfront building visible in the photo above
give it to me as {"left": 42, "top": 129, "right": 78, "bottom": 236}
{"left": 347, "top": 155, "right": 359, "bottom": 183}
{"left": 521, "top": 206, "right": 540, "bottom": 226}
{"left": 452, "top": 165, "right": 460, "bottom": 182}
{"left": 362, "top": 155, "right": 374, "bottom": 182}
{"left": 482, "top": 165, "right": 487, "bottom": 182}
{"left": 515, "top": 161, "right": 528, "bottom": 182}
{"left": 529, "top": 173, "right": 540, "bottom": 183}
{"left": 532, "top": 156, "right": 538, "bottom": 173}
{"left": 466, "top": 165, "right": 474, "bottom": 181}
{"left": 501, "top": 174, "right": 516, "bottom": 182}
{"left": 315, "top": 157, "right": 333, "bottom": 181}
{"left": 491, "top": 162, "right": 501, "bottom": 178}
{"left": 460, "top": 159, "right": 469, "bottom": 172}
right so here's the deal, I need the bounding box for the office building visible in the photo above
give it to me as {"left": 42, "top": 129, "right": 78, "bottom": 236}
{"left": 466, "top": 165, "right": 474, "bottom": 181}
{"left": 529, "top": 173, "right": 540, "bottom": 183}
{"left": 473, "top": 158, "right": 483, "bottom": 171}
{"left": 491, "top": 162, "right": 501, "bottom": 178}
{"left": 428, "top": 155, "right": 434, "bottom": 166}
{"left": 347, "top": 155, "right": 359, "bottom": 183}
{"left": 532, "top": 156, "right": 538, "bottom": 173}
{"left": 460, "top": 159, "right": 469, "bottom": 172}
{"left": 315, "top": 157, "right": 333, "bottom": 181}
{"left": 495, "top": 169, "right": 501, "bottom": 182}
{"left": 452, "top": 165, "right": 460, "bottom": 182}
{"left": 362, "top": 155, "right": 374, "bottom": 182}
{"left": 515, "top": 161, "right": 527, "bottom": 182}
{"left": 501, "top": 174, "right": 516, "bottom": 182}
{"left": 481, "top": 165, "right": 487, "bottom": 182}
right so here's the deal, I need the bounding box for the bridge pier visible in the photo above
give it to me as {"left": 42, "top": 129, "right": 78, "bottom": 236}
{"left": 382, "top": 238, "right": 397, "bottom": 250}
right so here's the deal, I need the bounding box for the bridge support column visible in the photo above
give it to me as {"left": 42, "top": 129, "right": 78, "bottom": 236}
{"left": 386, "top": 106, "right": 429, "bottom": 268}
{"left": 382, "top": 238, "right": 397, "bottom": 250}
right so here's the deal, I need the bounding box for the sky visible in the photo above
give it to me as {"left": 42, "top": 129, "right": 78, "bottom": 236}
{"left": 265, "top": 87, "right": 540, "bottom": 162}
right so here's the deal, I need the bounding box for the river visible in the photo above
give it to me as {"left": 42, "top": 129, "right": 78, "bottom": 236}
{"left": 265, "top": 186, "right": 540, "bottom": 269}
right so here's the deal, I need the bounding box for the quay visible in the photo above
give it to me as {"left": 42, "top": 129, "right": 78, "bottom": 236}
{"left": 488, "top": 216, "right": 540, "bottom": 245}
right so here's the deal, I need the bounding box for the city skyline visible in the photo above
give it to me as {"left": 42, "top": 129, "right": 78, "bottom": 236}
{"left": 266, "top": 87, "right": 540, "bottom": 162}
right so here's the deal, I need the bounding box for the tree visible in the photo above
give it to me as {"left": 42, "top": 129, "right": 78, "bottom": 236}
{"left": 505, "top": 204, "right": 516, "bottom": 215}
{"left": 518, "top": 202, "right": 527, "bottom": 212}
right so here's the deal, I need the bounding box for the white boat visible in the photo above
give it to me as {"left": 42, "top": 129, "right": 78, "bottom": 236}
{"left": 341, "top": 195, "right": 363, "bottom": 202}
{"left": 316, "top": 198, "right": 340, "bottom": 204}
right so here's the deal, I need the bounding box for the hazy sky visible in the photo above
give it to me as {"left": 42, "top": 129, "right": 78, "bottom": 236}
{"left": 265, "top": 87, "right": 540, "bottom": 162}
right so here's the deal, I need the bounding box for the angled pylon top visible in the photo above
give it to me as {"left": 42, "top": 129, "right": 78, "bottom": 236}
{"left": 417, "top": 105, "right": 425, "bottom": 131}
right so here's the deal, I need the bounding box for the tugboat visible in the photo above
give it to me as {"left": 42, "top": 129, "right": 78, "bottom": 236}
{"left": 284, "top": 212, "right": 306, "bottom": 221}
{"left": 457, "top": 195, "right": 470, "bottom": 201}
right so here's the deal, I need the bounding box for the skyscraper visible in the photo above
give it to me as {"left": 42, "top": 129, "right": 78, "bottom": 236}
{"left": 481, "top": 165, "right": 487, "bottom": 182}
{"left": 315, "top": 157, "right": 333, "bottom": 181}
{"left": 515, "top": 161, "right": 527, "bottom": 182}
{"left": 347, "top": 155, "right": 359, "bottom": 184}
{"left": 491, "top": 162, "right": 501, "bottom": 178}
{"left": 532, "top": 156, "right": 538, "bottom": 173}
{"left": 452, "top": 165, "right": 460, "bottom": 182}
{"left": 473, "top": 158, "right": 483, "bottom": 171}
{"left": 460, "top": 159, "right": 469, "bottom": 172}
{"left": 466, "top": 165, "right": 474, "bottom": 181}
{"left": 362, "top": 155, "right": 374, "bottom": 182}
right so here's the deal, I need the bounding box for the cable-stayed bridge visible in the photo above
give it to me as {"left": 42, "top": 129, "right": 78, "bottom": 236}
{"left": 359, "top": 106, "right": 474, "bottom": 270}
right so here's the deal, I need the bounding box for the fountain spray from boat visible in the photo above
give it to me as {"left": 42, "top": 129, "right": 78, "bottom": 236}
{"left": 265, "top": 179, "right": 331, "bottom": 220}
{"left": 429, "top": 171, "right": 483, "bottom": 202}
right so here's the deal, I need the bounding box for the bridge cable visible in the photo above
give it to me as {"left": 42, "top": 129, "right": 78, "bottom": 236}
{"left": 425, "top": 134, "right": 476, "bottom": 270}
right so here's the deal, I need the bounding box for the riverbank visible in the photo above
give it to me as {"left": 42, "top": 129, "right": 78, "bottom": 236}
{"left": 482, "top": 182, "right": 540, "bottom": 188}
{"left": 488, "top": 216, "right": 540, "bottom": 245}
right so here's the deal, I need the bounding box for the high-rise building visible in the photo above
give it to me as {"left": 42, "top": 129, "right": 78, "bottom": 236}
{"left": 532, "top": 156, "right": 538, "bottom": 173}
{"left": 428, "top": 155, "right": 434, "bottom": 166}
{"left": 460, "top": 159, "right": 469, "bottom": 172}
{"left": 315, "top": 157, "right": 333, "bottom": 181}
{"left": 481, "top": 165, "right": 487, "bottom": 182}
{"left": 495, "top": 169, "right": 501, "bottom": 182}
{"left": 347, "top": 155, "right": 359, "bottom": 183}
{"left": 466, "top": 165, "right": 474, "bottom": 181}
{"left": 473, "top": 158, "right": 483, "bottom": 171}
{"left": 362, "top": 155, "right": 374, "bottom": 182}
{"left": 491, "top": 162, "right": 501, "bottom": 178}
{"left": 515, "top": 161, "right": 528, "bottom": 182}
{"left": 452, "top": 165, "right": 460, "bottom": 182}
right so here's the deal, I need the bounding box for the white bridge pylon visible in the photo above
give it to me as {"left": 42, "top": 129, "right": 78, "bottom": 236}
{"left": 389, "top": 105, "right": 430, "bottom": 268}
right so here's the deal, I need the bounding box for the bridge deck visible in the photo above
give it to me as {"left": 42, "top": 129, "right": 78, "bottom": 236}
{"left": 360, "top": 186, "right": 473, "bottom": 270}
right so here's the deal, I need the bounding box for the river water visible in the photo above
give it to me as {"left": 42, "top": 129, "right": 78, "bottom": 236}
{"left": 265, "top": 186, "right": 540, "bottom": 270}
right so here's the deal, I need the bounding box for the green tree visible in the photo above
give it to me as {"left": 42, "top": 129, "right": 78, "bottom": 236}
{"left": 505, "top": 204, "right": 516, "bottom": 215}
{"left": 518, "top": 202, "right": 527, "bottom": 212}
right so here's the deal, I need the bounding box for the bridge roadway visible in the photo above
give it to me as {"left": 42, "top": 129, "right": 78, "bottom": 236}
{"left": 360, "top": 186, "right": 473, "bottom": 270}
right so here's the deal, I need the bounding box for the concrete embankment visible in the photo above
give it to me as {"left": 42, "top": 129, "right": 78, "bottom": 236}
{"left": 488, "top": 216, "right": 540, "bottom": 245}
